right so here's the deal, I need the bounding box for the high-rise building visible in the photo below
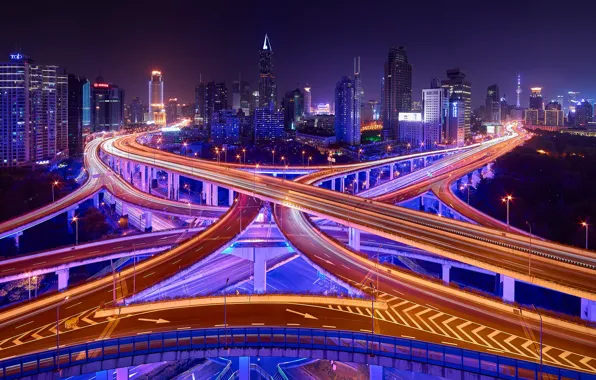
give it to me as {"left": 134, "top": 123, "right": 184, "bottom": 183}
{"left": 545, "top": 101, "right": 564, "bottom": 126}
{"left": 67, "top": 74, "right": 90, "bottom": 157}
{"left": 239, "top": 81, "right": 251, "bottom": 115}
{"left": 441, "top": 69, "right": 471, "bottom": 140}
{"left": 195, "top": 82, "right": 205, "bottom": 117}
{"left": 362, "top": 100, "right": 379, "bottom": 122}
{"left": 211, "top": 109, "right": 240, "bottom": 144}
{"left": 253, "top": 107, "right": 284, "bottom": 144}
{"left": 485, "top": 85, "right": 501, "bottom": 123}
{"left": 334, "top": 76, "right": 361, "bottom": 145}
{"left": 575, "top": 100, "right": 594, "bottom": 127}
{"left": 130, "top": 96, "right": 144, "bottom": 123}
{"left": 56, "top": 72, "right": 69, "bottom": 158}
{"left": 398, "top": 112, "right": 423, "bottom": 146}
{"left": 204, "top": 81, "right": 228, "bottom": 128}
{"left": 353, "top": 57, "right": 363, "bottom": 140}
{"left": 258, "top": 34, "right": 277, "bottom": 110}
{"left": 422, "top": 86, "right": 449, "bottom": 146}
{"left": 232, "top": 80, "right": 242, "bottom": 111}
{"left": 304, "top": 85, "right": 312, "bottom": 115}
{"left": 282, "top": 89, "right": 304, "bottom": 131}
{"left": 148, "top": 70, "right": 165, "bottom": 125}
{"left": 447, "top": 97, "right": 466, "bottom": 146}
{"left": 166, "top": 98, "right": 178, "bottom": 123}
{"left": 500, "top": 95, "right": 509, "bottom": 122}
{"left": 383, "top": 47, "right": 412, "bottom": 140}
{"left": 529, "top": 87, "right": 544, "bottom": 110}
{"left": 91, "top": 76, "right": 124, "bottom": 132}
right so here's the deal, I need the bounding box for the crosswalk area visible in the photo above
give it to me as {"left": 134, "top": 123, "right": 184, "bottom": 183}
{"left": 332, "top": 278, "right": 596, "bottom": 374}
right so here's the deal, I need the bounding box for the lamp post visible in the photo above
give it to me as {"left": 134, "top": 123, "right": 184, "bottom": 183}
{"left": 526, "top": 221, "right": 532, "bottom": 276}
{"left": 272, "top": 150, "right": 275, "bottom": 165}
{"left": 236, "top": 154, "right": 241, "bottom": 164}
{"left": 52, "top": 181, "right": 59, "bottom": 202}
{"left": 242, "top": 148, "right": 246, "bottom": 164}
{"left": 308, "top": 156, "right": 312, "bottom": 167}
{"left": 71, "top": 216, "right": 79, "bottom": 245}
{"left": 224, "top": 277, "right": 229, "bottom": 349}
{"left": 222, "top": 147, "right": 227, "bottom": 163}
{"left": 254, "top": 164, "right": 259, "bottom": 195}
{"left": 532, "top": 305, "right": 543, "bottom": 379}
{"left": 302, "top": 150, "right": 305, "bottom": 166}
{"left": 460, "top": 184, "right": 470, "bottom": 205}
{"left": 386, "top": 145, "right": 391, "bottom": 156}
{"left": 284, "top": 164, "right": 288, "bottom": 181}
{"left": 370, "top": 282, "right": 376, "bottom": 336}
{"left": 56, "top": 295, "right": 70, "bottom": 373}
{"left": 582, "top": 222, "right": 589, "bottom": 249}
{"left": 407, "top": 143, "right": 411, "bottom": 154}
{"left": 358, "top": 148, "right": 363, "bottom": 161}
{"left": 501, "top": 195, "right": 513, "bottom": 230}
{"left": 183, "top": 142, "right": 188, "bottom": 156}
{"left": 28, "top": 273, "right": 31, "bottom": 300}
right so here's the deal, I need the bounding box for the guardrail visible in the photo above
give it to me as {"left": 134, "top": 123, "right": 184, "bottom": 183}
{"left": 1, "top": 327, "right": 595, "bottom": 380}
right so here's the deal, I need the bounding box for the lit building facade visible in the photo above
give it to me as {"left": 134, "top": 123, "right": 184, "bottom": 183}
{"left": 447, "top": 97, "right": 466, "bottom": 146}
{"left": 383, "top": 47, "right": 412, "bottom": 140}
{"left": 166, "top": 98, "right": 178, "bottom": 123}
{"left": 258, "top": 35, "right": 277, "bottom": 110}
{"left": 130, "top": 96, "right": 143, "bottom": 124}
{"left": 211, "top": 109, "right": 240, "bottom": 145}
{"left": 304, "top": 85, "right": 312, "bottom": 115}
{"left": 398, "top": 112, "right": 423, "bottom": 146}
{"left": 422, "top": 86, "right": 449, "bottom": 146}
{"left": 254, "top": 107, "right": 284, "bottom": 144}
{"left": 441, "top": 69, "right": 471, "bottom": 140}
{"left": 67, "top": 74, "right": 90, "bottom": 157}
{"left": 91, "top": 77, "right": 124, "bottom": 132}
{"left": 148, "top": 70, "right": 165, "bottom": 126}
{"left": 282, "top": 88, "right": 304, "bottom": 131}
{"left": 485, "top": 84, "right": 501, "bottom": 123}
{"left": 334, "top": 76, "right": 361, "bottom": 145}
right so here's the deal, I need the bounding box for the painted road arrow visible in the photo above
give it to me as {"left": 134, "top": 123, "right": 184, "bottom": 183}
{"left": 286, "top": 309, "right": 318, "bottom": 320}
{"left": 138, "top": 318, "right": 170, "bottom": 324}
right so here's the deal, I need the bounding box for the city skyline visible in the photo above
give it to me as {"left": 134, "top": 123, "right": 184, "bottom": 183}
{"left": 2, "top": 1, "right": 595, "bottom": 108}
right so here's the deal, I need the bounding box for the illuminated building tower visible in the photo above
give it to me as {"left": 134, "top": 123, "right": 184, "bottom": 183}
{"left": 56, "top": 71, "right": 69, "bottom": 157}
{"left": 254, "top": 107, "right": 284, "bottom": 144}
{"left": 166, "top": 98, "right": 178, "bottom": 123}
{"left": 195, "top": 82, "right": 205, "bottom": 117}
{"left": 383, "top": 47, "right": 412, "bottom": 140}
{"left": 334, "top": 76, "right": 361, "bottom": 145}
{"left": 529, "top": 87, "right": 543, "bottom": 110}
{"left": 91, "top": 76, "right": 124, "bottom": 132}
{"left": 398, "top": 112, "right": 423, "bottom": 146}
{"left": 516, "top": 74, "right": 521, "bottom": 108}
{"left": 447, "top": 96, "right": 466, "bottom": 146}
{"left": 304, "top": 85, "right": 312, "bottom": 115}
{"left": 130, "top": 96, "right": 143, "bottom": 124}
{"left": 422, "top": 85, "right": 449, "bottom": 146}
{"left": 148, "top": 70, "right": 165, "bottom": 126}
{"left": 353, "top": 56, "right": 363, "bottom": 144}
{"left": 67, "top": 74, "right": 90, "bottom": 157}
{"left": 282, "top": 88, "right": 304, "bottom": 131}
{"left": 258, "top": 34, "right": 277, "bottom": 110}
{"left": 485, "top": 84, "right": 501, "bottom": 123}
{"left": 545, "top": 101, "right": 564, "bottom": 126}
{"left": 441, "top": 69, "right": 471, "bottom": 140}
{"left": 576, "top": 100, "right": 594, "bottom": 127}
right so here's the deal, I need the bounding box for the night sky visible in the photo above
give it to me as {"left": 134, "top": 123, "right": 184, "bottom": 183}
{"left": 2, "top": 0, "right": 596, "bottom": 108}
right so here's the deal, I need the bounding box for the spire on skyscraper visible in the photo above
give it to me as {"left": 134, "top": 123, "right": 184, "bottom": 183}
{"left": 262, "top": 34, "right": 272, "bottom": 51}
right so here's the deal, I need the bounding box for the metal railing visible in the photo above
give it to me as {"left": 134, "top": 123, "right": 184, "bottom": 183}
{"left": 1, "top": 327, "right": 595, "bottom": 380}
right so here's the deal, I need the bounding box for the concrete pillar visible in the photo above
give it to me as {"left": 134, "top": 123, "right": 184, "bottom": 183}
{"left": 140, "top": 164, "right": 146, "bottom": 192}
{"left": 211, "top": 183, "right": 219, "bottom": 206}
{"left": 340, "top": 177, "right": 346, "bottom": 192}
{"left": 92, "top": 192, "right": 100, "bottom": 208}
{"left": 13, "top": 231, "right": 23, "bottom": 249}
{"left": 173, "top": 174, "right": 180, "bottom": 200}
{"left": 581, "top": 299, "right": 596, "bottom": 322}
{"left": 365, "top": 170, "right": 370, "bottom": 189}
{"left": 389, "top": 165, "right": 394, "bottom": 180}
{"left": 438, "top": 202, "right": 444, "bottom": 216}
{"left": 143, "top": 212, "right": 153, "bottom": 232}
{"left": 370, "top": 364, "right": 383, "bottom": 380}
{"left": 254, "top": 248, "right": 267, "bottom": 293}
{"left": 57, "top": 268, "right": 69, "bottom": 291}
{"left": 409, "top": 159, "right": 414, "bottom": 171}
{"left": 353, "top": 176, "right": 359, "bottom": 194}
{"left": 442, "top": 264, "right": 451, "bottom": 284}
{"left": 228, "top": 188, "right": 235, "bottom": 206}
{"left": 348, "top": 227, "right": 361, "bottom": 251}
{"left": 116, "top": 368, "right": 129, "bottom": 380}
{"left": 203, "top": 181, "right": 212, "bottom": 205}
{"left": 501, "top": 275, "right": 515, "bottom": 302}
{"left": 167, "top": 172, "right": 172, "bottom": 199}
{"left": 239, "top": 357, "right": 250, "bottom": 380}
{"left": 330, "top": 178, "right": 336, "bottom": 191}
{"left": 96, "top": 370, "right": 109, "bottom": 380}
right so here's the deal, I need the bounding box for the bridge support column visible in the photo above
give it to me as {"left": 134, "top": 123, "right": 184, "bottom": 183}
{"left": 330, "top": 178, "right": 336, "bottom": 191}
{"left": 92, "top": 192, "right": 100, "bottom": 208}
{"left": 203, "top": 181, "right": 212, "bottom": 205}
{"left": 173, "top": 173, "right": 180, "bottom": 200}
{"left": 348, "top": 227, "right": 361, "bottom": 251}
{"left": 142, "top": 212, "right": 153, "bottom": 232}
{"left": 167, "top": 172, "right": 172, "bottom": 199}
{"left": 239, "top": 356, "right": 250, "bottom": 380}
{"left": 581, "top": 299, "right": 596, "bottom": 322}
{"left": 57, "top": 268, "right": 69, "bottom": 290}
{"left": 389, "top": 165, "right": 394, "bottom": 180}
{"left": 229, "top": 188, "right": 235, "bottom": 206}
{"left": 116, "top": 367, "right": 129, "bottom": 380}
{"left": 254, "top": 249, "right": 267, "bottom": 293}
{"left": 438, "top": 201, "right": 443, "bottom": 216}
{"left": 353, "top": 177, "right": 359, "bottom": 194}
{"left": 442, "top": 264, "right": 451, "bottom": 284}
{"left": 340, "top": 176, "right": 346, "bottom": 192}
{"left": 365, "top": 170, "right": 370, "bottom": 189}
{"left": 501, "top": 275, "right": 515, "bottom": 302}
{"left": 369, "top": 364, "right": 383, "bottom": 380}
{"left": 96, "top": 370, "right": 109, "bottom": 380}
{"left": 140, "top": 164, "right": 147, "bottom": 192}
{"left": 210, "top": 183, "right": 219, "bottom": 206}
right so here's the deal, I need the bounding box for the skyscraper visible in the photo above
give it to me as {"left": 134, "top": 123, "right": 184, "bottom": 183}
{"left": 232, "top": 80, "right": 242, "bottom": 111}
{"left": 545, "top": 101, "right": 564, "bottom": 126}
{"left": 304, "top": 85, "right": 312, "bottom": 115}
{"left": 422, "top": 85, "right": 449, "bottom": 146}
{"left": 353, "top": 57, "right": 363, "bottom": 142}
{"left": 447, "top": 97, "right": 466, "bottom": 146}
{"left": 166, "top": 98, "right": 178, "bottom": 123}
{"left": 282, "top": 89, "right": 304, "bottom": 131}
{"left": 149, "top": 70, "right": 165, "bottom": 126}
{"left": 211, "top": 109, "right": 240, "bottom": 145}
{"left": 485, "top": 85, "right": 501, "bottom": 123}
{"left": 130, "top": 96, "right": 144, "bottom": 124}
{"left": 383, "top": 47, "right": 412, "bottom": 140}
{"left": 203, "top": 81, "right": 228, "bottom": 129}
{"left": 334, "top": 76, "right": 360, "bottom": 145}
{"left": 575, "top": 100, "right": 593, "bottom": 127}
{"left": 0, "top": 53, "right": 69, "bottom": 167}
{"left": 67, "top": 74, "right": 90, "bottom": 157}
{"left": 258, "top": 34, "right": 277, "bottom": 110}
{"left": 441, "top": 69, "right": 471, "bottom": 140}
{"left": 195, "top": 82, "right": 205, "bottom": 118}
{"left": 529, "top": 87, "right": 544, "bottom": 110}
{"left": 91, "top": 76, "right": 124, "bottom": 132}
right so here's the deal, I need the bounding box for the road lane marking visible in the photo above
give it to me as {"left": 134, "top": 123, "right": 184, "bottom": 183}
{"left": 322, "top": 325, "right": 336, "bottom": 329}
{"left": 15, "top": 321, "right": 34, "bottom": 329}
{"left": 442, "top": 341, "right": 458, "bottom": 346}
{"left": 287, "top": 323, "right": 300, "bottom": 326}
{"left": 65, "top": 302, "right": 82, "bottom": 310}
{"left": 142, "top": 272, "right": 155, "bottom": 278}
{"left": 401, "top": 335, "right": 416, "bottom": 339}
{"left": 251, "top": 323, "right": 265, "bottom": 326}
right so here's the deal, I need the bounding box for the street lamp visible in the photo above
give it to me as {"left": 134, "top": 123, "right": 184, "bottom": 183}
{"left": 358, "top": 148, "right": 363, "bottom": 161}
{"left": 407, "top": 143, "right": 411, "bottom": 154}
{"left": 52, "top": 181, "right": 59, "bottom": 202}
{"left": 71, "top": 216, "right": 79, "bottom": 245}
{"left": 532, "top": 305, "right": 543, "bottom": 379}
{"left": 308, "top": 156, "right": 312, "bottom": 167}
{"left": 224, "top": 277, "right": 229, "bottom": 349}
{"left": 272, "top": 150, "right": 275, "bottom": 165}
{"left": 526, "top": 221, "right": 532, "bottom": 276}
{"left": 222, "top": 147, "right": 227, "bottom": 163}
{"left": 501, "top": 195, "right": 513, "bottom": 230}
{"left": 386, "top": 145, "right": 391, "bottom": 155}
{"left": 183, "top": 142, "right": 188, "bottom": 156}
{"left": 236, "top": 154, "right": 241, "bottom": 164}
{"left": 215, "top": 147, "right": 220, "bottom": 164}
{"left": 56, "top": 295, "right": 70, "bottom": 373}
{"left": 370, "top": 282, "right": 376, "bottom": 337}
{"left": 302, "top": 150, "right": 305, "bottom": 166}
{"left": 582, "top": 222, "right": 589, "bottom": 249}
{"left": 254, "top": 164, "right": 259, "bottom": 195}
{"left": 460, "top": 183, "right": 471, "bottom": 205}
{"left": 242, "top": 148, "right": 246, "bottom": 164}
